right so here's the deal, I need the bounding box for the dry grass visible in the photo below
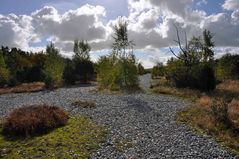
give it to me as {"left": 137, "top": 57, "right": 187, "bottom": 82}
{"left": 178, "top": 97, "right": 239, "bottom": 155}
{"left": 0, "top": 82, "right": 45, "bottom": 95}
{"left": 195, "top": 96, "right": 212, "bottom": 109}
{"left": 152, "top": 85, "right": 201, "bottom": 99}
{"left": 2, "top": 105, "right": 69, "bottom": 137}
{"left": 72, "top": 99, "right": 96, "bottom": 108}
{"left": 228, "top": 99, "right": 239, "bottom": 129}
{"left": 173, "top": 80, "right": 239, "bottom": 154}
{"left": 217, "top": 80, "right": 239, "bottom": 93}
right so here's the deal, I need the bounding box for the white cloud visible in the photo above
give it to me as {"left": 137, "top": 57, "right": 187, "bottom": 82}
{"left": 223, "top": 0, "right": 239, "bottom": 10}
{"left": 0, "top": 1, "right": 239, "bottom": 68}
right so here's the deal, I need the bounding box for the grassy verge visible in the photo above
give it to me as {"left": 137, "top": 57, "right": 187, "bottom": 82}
{"left": 177, "top": 105, "right": 239, "bottom": 155}
{"left": 0, "top": 116, "right": 107, "bottom": 159}
{"left": 152, "top": 78, "right": 239, "bottom": 155}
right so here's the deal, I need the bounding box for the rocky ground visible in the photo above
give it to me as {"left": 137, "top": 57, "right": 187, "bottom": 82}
{"left": 0, "top": 75, "right": 236, "bottom": 158}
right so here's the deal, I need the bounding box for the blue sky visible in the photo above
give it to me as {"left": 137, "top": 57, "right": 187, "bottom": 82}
{"left": 0, "top": 0, "right": 239, "bottom": 68}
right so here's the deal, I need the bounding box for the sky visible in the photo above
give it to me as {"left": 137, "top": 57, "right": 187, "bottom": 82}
{"left": 0, "top": 0, "right": 239, "bottom": 68}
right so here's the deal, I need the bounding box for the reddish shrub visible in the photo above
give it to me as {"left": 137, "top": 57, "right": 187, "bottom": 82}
{"left": 2, "top": 105, "right": 69, "bottom": 137}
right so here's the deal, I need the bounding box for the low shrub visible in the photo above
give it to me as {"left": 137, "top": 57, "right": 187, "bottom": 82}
{"left": 2, "top": 105, "right": 69, "bottom": 137}
{"left": 166, "top": 60, "right": 216, "bottom": 91}
{"left": 74, "top": 59, "right": 94, "bottom": 83}
{"left": 97, "top": 56, "right": 138, "bottom": 91}
{"left": 63, "top": 59, "right": 77, "bottom": 85}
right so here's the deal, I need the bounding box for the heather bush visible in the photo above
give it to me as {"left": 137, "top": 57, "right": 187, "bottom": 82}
{"left": 2, "top": 105, "right": 69, "bottom": 137}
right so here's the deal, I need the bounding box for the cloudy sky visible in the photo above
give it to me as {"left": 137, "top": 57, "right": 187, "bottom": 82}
{"left": 0, "top": 0, "right": 239, "bottom": 68}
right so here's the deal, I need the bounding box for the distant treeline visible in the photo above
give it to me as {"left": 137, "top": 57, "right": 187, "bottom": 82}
{"left": 0, "top": 42, "right": 95, "bottom": 88}
{"left": 0, "top": 19, "right": 143, "bottom": 90}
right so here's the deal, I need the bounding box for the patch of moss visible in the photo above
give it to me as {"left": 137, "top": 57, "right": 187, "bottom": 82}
{"left": 0, "top": 116, "right": 107, "bottom": 159}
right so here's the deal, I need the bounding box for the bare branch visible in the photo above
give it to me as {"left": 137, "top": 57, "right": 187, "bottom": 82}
{"left": 169, "top": 47, "right": 183, "bottom": 60}
{"left": 184, "top": 31, "right": 188, "bottom": 50}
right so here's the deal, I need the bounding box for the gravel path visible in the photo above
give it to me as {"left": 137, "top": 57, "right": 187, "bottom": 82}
{"left": 0, "top": 85, "right": 236, "bottom": 159}
{"left": 139, "top": 74, "right": 152, "bottom": 91}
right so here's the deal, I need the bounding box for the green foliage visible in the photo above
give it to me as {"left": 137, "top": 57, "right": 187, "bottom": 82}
{"left": 74, "top": 58, "right": 94, "bottom": 83}
{"left": 216, "top": 54, "right": 239, "bottom": 81}
{"left": 63, "top": 59, "right": 77, "bottom": 85}
{"left": 73, "top": 40, "right": 91, "bottom": 60}
{"left": 72, "top": 40, "right": 95, "bottom": 83}
{"left": 137, "top": 63, "right": 145, "bottom": 75}
{"left": 0, "top": 50, "right": 10, "bottom": 86}
{"left": 44, "top": 43, "right": 65, "bottom": 88}
{"left": 167, "top": 29, "right": 216, "bottom": 91}
{"left": 202, "top": 29, "right": 214, "bottom": 62}
{"left": 0, "top": 47, "right": 46, "bottom": 86}
{"left": 151, "top": 63, "right": 164, "bottom": 79}
{"left": 97, "top": 56, "right": 138, "bottom": 90}
{"left": 166, "top": 58, "right": 216, "bottom": 91}
{"left": 97, "top": 56, "right": 113, "bottom": 88}
{"left": 97, "top": 18, "right": 138, "bottom": 90}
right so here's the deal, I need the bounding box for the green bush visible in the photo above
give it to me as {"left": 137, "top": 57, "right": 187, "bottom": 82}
{"left": 44, "top": 75, "right": 54, "bottom": 89}
{"left": 97, "top": 56, "right": 138, "bottom": 90}
{"left": 63, "top": 59, "right": 77, "bottom": 85}
{"left": 166, "top": 59, "right": 216, "bottom": 91}
{"left": 216, "top": 54, "right": 239, "bottom": 81}
{"left": 44, "top": 43, "right": 65, "bottom": 88}
{"left": 74, "top": 59, "right": 94, "bottom": 83}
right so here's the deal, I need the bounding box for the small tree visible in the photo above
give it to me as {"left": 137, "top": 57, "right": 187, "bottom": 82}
{"left": 73, "top": 40, "right": 94, "bottom": 83}
{"left": 44, "top": 43, "right": 65, "bottom": 88}
{"left": 73, "top": 40, "right": 91, "bottom": 60}
{"left": 203, "top": 29, "right": 214, "bottom": 62}
{"left": 97, "top": 18, "right": 138, "bottom": 90}
{"left": 168, "top": 27, "right": 216, "bottom": 91}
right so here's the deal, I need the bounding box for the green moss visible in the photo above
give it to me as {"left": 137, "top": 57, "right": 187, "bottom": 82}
{"left": 0, "top": 116, "right": 107, "bottom": 159}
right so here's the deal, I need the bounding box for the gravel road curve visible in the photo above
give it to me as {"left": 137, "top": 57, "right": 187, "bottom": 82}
{"left": 0, "top": 76, "right": 237, "bottom": 158}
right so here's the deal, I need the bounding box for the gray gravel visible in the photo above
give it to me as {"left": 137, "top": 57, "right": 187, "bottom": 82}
{"left": 0, "top": 85, "right": 237, "bottom": 158}
{"left": 139, "top": 73, "right": 152, "bottom": 91}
